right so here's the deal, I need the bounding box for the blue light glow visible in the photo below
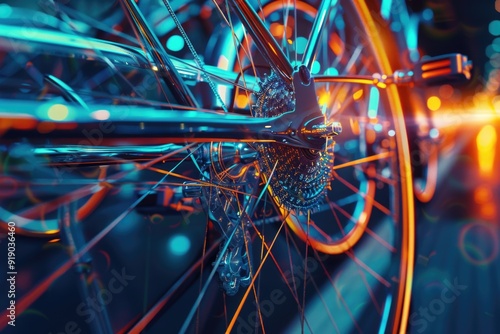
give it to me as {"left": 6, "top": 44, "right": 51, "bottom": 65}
{"left": 344, "top": 139, "right": 358, "bottom": 151}
{"left": 368, "top": 87, "right": 380, "bottom": 119}
{"left": 311, "top": 61, "right": 321, "bottom": 74}
{"left": 492, "top": 37, "right": 500, "bottom": 52}
{"left": 422, "top": 8, "right": 433, "bottom": 21}
{"left": 169, "top": 234, "right": 191, "bottom": 256}
{"left": 166, "top": 35, "right": 185, "bottom": 52}
{"left": 378, "top": 294, "right": 392, "bottom": 334}
{"left": 380, "top": 0, "right": 392, "bottom": 20}
{"left": 0, "top": 4, "right": 11, "bottom": 18}
{"left": 391, "top": 22, "right": 402, "bottom": 32}
{"left": 335, "top": 16, "right": 345, "bottom": 30}
{"left": 294, "top": 36, "right": 308, "bottom": 54}
{"left": 406, "top": 16, "right": 420, "bottom": 62}
{"left": 325, "top": 67, "right": 339, "bottom": 76}
{"left": 489, "top": 20, "right": 500, "bottom": 36}
{"left": 407, "top": 25, "right": 417, "bottom": 49}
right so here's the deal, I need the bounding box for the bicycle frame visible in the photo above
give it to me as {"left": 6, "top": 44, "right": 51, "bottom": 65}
{"left": 1, "top": 0, "right": 340, "bottom": 153}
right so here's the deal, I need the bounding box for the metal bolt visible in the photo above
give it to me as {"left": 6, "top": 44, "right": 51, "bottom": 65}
{"left": 298, "top": 64, "right": 311, "bottom": 86}
{"left": 331, "top": 121, "right": 342, "bottom": 134}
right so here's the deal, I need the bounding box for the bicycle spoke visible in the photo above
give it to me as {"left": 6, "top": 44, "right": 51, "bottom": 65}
{"left": 147, "top": 166, "right": 256, "bottom": 198}
{"left": 301, "top": 210, "right": 310, "bottom": 332}
{"left": 57, "top": 3, "right": 140, "bottom": 45}
{"left": 332, "top": 151, "right": 393, "bottom": 170}
{"left": 249, "top": 221, "right": 312, "bottom": 323}
{"left": 1, "top": 155, "right": 187, "bottom": 328}
{"left": 171, "top": 57, "right": 260, "bottom": 93}
{"left": 226, "top": 217, "right": 287, "bottom": 333}
{"left": 126, "top": 239, "right": 221, "bottom": 333}
{"left": 329, "top": 203, "right": 392, "bottom": 288}
{"left": 291, "top": 214, "right": 369, "bottom": 334}
{"left": 313, "top": 247, "right": 363, "bottom": 333}
{"left": 280, "top": 0, "right": 292, "bottom": 60}
{"left": 228, "top": 0, "right": 293, "bottom": 83}
{"left": 16, "top": 6, "right": 165, "bottom": 105}
{"left": 293, "top": 0, "right": 298, "bottom": 64}
{"left": 365, "top": 227, "right": 396, "bottom": 253}
{"left": 358, "top": 266, "right": 382, "bottom": 315}
{"left": 327, "top": 201, "right": 386, "bottom": 314}
{"left": 305, "top": 203, "right": 391, "bottom": 332}
{"left": 211, "top": 0, "right": 262, "bottom": 80}
{"left": 285, "top": 226, "right": 344, "bottom": 333}
{"left": 345, "top": 250, "right": 391, "bottom": 288}
{"left": 120, "top": 0, "right": 199, "bottom": 107}
{"left": 224, "top": 0, "right": 256, "bottom": 114}
{"left": 7, "top": 145, "right": 197, "bottom": 220}
{"left": 333, "top": 171, "right": 392, "bottom": 216}
{"left": 178, "top": 202, "right": 252, "bottom": 332}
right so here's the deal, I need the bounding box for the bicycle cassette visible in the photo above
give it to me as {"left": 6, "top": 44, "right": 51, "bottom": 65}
{"left": 254, "top": 72, "right": 335, "bottom": 211}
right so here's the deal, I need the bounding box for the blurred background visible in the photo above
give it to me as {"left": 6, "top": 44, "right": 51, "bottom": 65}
{"left": 403, "top": 1, "right": 500, "bottom": 333}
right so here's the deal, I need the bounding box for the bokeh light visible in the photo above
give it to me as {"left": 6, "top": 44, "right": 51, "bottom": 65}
{"left": 489, "top": 20, "right": 500, "bottom": 36}
{"left": 47, "top": 104, "right": 69, "bottom": 121}
{"left": 459, "top": 221, "right": 499, "bottom": 266}
{"left": 476, "top": 124, "right": 497, "bottom": 177}
{"left": 91, "top": 109, "right": 110, "bottom": 121}
{"left": 166, "top": 35, "right": 185, "bottom": 52}
{"left": 169, "top": 234, "right": 191, "bottom": 256}
{"left": 426, "top": 96, "right": 441, "bottom": 111}
{"left": 235, "top": 94, "right": 249, "bottom": 108}
{"left": 0, "top": 3, "right": 12, "bottom": 18}
{"left": 367, "top": 86, "right": 380, "bottom": 118}
{"left": 438, "top": 84, "right": 454, "bottom": 99}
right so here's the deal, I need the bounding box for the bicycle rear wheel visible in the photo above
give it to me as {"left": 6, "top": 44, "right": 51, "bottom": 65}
{"left": 203, "top": 0, "right": 415, "bottom": 330}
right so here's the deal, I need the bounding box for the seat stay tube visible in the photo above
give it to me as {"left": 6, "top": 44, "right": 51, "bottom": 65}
{"left": 301, "top": 0, "right": 336, "bottom": 72}
{"left": 227, "top": 0, "right": 336, "bottom": 82}
{"left": 226, "top": 0, "right": 294, "bottom": 83}
{"left": 119, "top": 0, "right": 200, "bottom": 108}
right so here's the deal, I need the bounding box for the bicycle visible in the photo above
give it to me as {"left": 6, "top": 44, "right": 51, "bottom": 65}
{"left": 0, "top": 0, "right": 471, "bottom": 333}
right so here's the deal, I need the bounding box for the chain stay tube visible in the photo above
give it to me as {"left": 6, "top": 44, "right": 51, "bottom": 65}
{"left": 1, "top": 100, "right": 338, "bottom": 149}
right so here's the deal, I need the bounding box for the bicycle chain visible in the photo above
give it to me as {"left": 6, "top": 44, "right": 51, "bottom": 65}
{"left": 161, "top": 0, "right": 229, "bottom": 113}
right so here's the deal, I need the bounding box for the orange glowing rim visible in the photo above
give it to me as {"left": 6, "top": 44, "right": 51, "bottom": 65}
{"left": 352, "top": 1, "right": 415, "bottom": 333}
{"left": 280, "top": 180, "right": 376, "bottom": 254}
